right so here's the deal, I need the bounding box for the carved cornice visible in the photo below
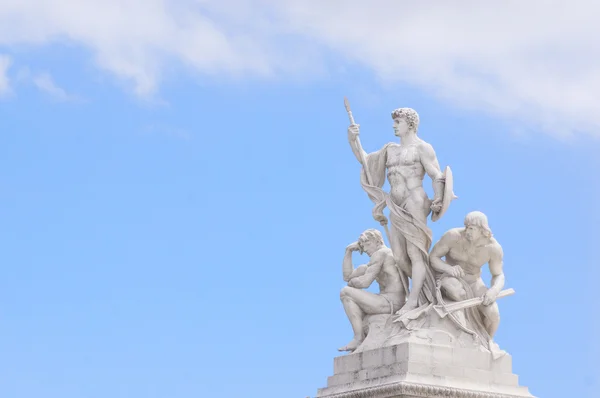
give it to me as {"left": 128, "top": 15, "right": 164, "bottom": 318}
{"left": 318, "top": 381, "right": 533, "bottom": 398}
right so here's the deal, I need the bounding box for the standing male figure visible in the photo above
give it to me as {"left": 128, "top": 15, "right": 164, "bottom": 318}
{"left": 339, "top": 229, "right": 406, "bottom": 352}
{"left": 429, "top": 211, "right": 504, "bottom": 338}
{"left": 348, "top": 108, "right": 450, "bottom": 315}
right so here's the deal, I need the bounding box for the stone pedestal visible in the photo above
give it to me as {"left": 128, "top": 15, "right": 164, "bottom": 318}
{"left": 316, "top": 342, "right": 535, "bottom": 398}
{"left": 353, "top": 314, "right": 393, "bottom": 353}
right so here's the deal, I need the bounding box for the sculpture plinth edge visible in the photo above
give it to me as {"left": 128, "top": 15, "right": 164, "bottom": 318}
{"left": 318, "top": 380, "right": 533, "bottom": 398}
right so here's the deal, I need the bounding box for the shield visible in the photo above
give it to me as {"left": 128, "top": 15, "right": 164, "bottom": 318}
{"left": 431, "top": 166, "right": 457, "bottom": 222}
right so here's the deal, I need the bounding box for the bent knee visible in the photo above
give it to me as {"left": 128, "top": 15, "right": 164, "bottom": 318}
{"left": 452, "top": 289, "right": 468, "bottom": 301}
{"left": 443, "top": 286, "right": 467, "bottom": 301}
{"left": 441, "top": 278, "right": 466, "bottom": 300}
{"left": 340, "top": 286, "right": 355, "bottom": 300}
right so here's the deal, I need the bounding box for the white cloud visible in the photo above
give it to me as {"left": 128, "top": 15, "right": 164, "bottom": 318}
{"left": 0, "top": 0, "right": 285, "bottom": 96}
{"left": 259, "top": 0, "right": 600, "bottom": 138}
{"left": 0, "top": 54, "right": 11, "bottom": 96}
{"left": 31, "top": 72, "right": 77, "bottom": 101}
{"left": 1, "top": 1, "right": 600, "bottom": 136}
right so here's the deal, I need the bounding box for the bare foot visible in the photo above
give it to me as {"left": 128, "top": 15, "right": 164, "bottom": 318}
{"left": 338, "top": 338, "right": 362, "bottom": 352}
{"left": 395, "top": 299, "right": 419, "bottom": 317}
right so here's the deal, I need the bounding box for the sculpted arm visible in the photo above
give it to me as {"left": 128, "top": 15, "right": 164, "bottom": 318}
{"left": 343, "top": 242, "right": 367, "bottom": 282}
{"left": 430, "top": 230, "right": 464, "bottom": 278}
{"left": 488, "top": 244, "right": 505, "bottom": 294}
{"left": 420, "top": 143, "right": 445, "bottom": 203}
{"left": 349, "top": 252, "right": 384, "bottom": 289}
{"left": 347, "top": 124, "right": 369, "bottom": 165}
{"left": 483, "top": 243, "right": 505, "bottom": 305}
{"left": 346, "top": 264, "right": 368, "bottom": 281}
{"left": 429, "top": 233, "right": 453, "bottom": 274}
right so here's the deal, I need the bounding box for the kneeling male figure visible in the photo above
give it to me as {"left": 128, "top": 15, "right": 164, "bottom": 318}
{"left": 429, "top": 211, "right": 505, "bottom": 338}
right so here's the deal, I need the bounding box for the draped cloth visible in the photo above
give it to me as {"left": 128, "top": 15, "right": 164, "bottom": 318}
{"left": 359, "top": 144, "right": 437, "bottom": 315}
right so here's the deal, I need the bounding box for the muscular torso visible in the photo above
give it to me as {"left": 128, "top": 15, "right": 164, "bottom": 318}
{"left": 385, "top": 143, "right": 430, "bottom": 218}
{"left": 445, "top": 238, "right": 494, "bottom": 283}
{"left": 373, "top": 248, "right": 404, "bottom": 294}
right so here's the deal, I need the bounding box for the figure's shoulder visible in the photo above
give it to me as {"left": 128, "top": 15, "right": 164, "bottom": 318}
{"left": 416, "top": 138, "right": 432, "bottom": 148}
{"left": 383, "top": 142, "right": 398, "bottom": 152}
{"left": 371, "top": 142, "right": 395, "bottom": 158}
{"left": 382, "top": 246, "right": 395, "bottom": 257}
{"left": 442, "top": 227, "right": 463, "bottom": 243}
{"left": 372, "top": 246, "right": 394, "bottom": 260}
{"left": 416, "top": 140, "right": 436, "bottom": 156}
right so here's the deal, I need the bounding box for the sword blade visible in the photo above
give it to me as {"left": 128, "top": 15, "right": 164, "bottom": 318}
{"left": 434, "top": 288, "right": 515, "bottom": 318}
{"left": 344, "top": 97, "right": 355, "bottom": 124}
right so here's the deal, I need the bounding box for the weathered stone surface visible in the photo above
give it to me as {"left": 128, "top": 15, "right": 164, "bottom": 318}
{"left": 318, "top": 342, "right": 534, "bottom": 398}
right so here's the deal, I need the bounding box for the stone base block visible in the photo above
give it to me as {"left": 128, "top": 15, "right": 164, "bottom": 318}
{"left": 316, "top": 342, "right": 535, "bottom": 398}
{"left": 354, "top": 314, "right": 393, "bottom": 353}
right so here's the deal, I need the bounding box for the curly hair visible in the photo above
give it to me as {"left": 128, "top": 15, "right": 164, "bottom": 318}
{"left": 391, "top": 107, "right": 420, "bottom": 132}
{"left": 358, "top": 229, "right": 384, "bottom": 251}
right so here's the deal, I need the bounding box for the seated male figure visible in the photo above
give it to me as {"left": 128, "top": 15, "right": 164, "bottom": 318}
{"left": 339, "top": 229, "right": 407, "bottom": 352}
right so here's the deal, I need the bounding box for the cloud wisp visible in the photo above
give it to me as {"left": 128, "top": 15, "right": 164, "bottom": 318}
{"left": 31, "top": 72, "right": 79, "bottom": 102}
{"left": 12, "top": 66, "right": 80, "bottom": 102}
{"left": 0, "top": 54, "right": 11, "bottom": 96}
{"left": 1, "top": 1, "right": 600, "bottom": 137}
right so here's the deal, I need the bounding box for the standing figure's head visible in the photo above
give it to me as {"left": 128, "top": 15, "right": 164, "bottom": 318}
{"left": 463, "top": 211, "right": 493, "bottom": 242}
{"left": 391, "top": 108, "right": 420, "bottom": 137}
{"left": 357, "top": 229, "right": 385, "bottom": 255}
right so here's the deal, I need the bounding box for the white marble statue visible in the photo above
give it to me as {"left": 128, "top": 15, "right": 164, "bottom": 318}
{"left": 339, "top": 229, "right": 405, "bottom": 352}
{"left": 314, "top": 100, "right": 534, "bottom": 398}
{"left": 346, "top": 105, "right": 454, "bottom": 316}
{"left": 429, "top": 211, "right": 505, "bottom": 339}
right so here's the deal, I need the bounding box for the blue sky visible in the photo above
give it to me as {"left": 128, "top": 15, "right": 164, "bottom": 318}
{"left": 1, "top": 2, "right": 599, "bottom": 398}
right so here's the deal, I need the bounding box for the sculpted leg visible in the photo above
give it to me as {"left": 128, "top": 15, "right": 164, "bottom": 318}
{"left": 397, "top": 243, "right": 427, "bottom": 314}
{"left": 440, "top": 277, "right": 467, "bottom": 301}
{"left": 480, "top": 302, "right": 500, "bottom": 338}
{"left": 394, "top": 194, "right": 432, "bottom": 316}
{"left": 439, "top": 276, "right": 469, "bottom": 325}
{"left": 339, "top": 296, "right": 364, "bottom": 351}
{"left": 341, "top": 286, "right": 395, "bottom": 314}
{"left": 469, "top": 279, "right": 501, "bottom": 338}
{"left": 388, "top": 225, "right": 411, "bottom": 276}
{"left": 339, "top": 286, "right": 396, "bottom": 352}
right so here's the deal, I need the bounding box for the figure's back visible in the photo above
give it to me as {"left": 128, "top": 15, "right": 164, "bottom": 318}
{"left": 375, "top": 247, "right": 404, "bottom": 294}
